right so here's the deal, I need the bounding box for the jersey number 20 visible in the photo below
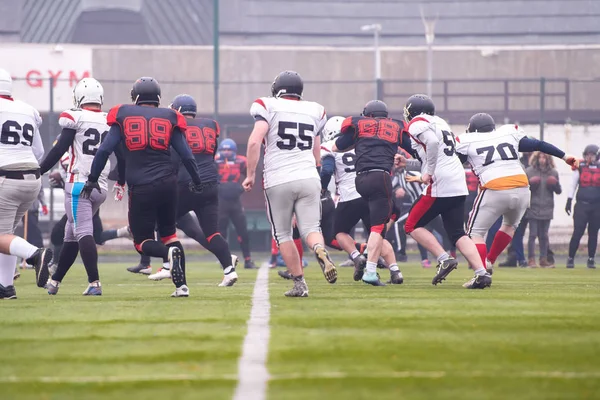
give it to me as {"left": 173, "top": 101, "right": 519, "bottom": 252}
{"left": 82, "top": 128, "right": 109, "bottom": 156}
{"left": 277, "top": 121, "right": 314, "bottom": 151}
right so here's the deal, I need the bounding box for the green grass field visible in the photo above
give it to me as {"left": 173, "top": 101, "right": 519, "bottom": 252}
{"left": 1, "top": 258, "right": 599, "bottom": 400}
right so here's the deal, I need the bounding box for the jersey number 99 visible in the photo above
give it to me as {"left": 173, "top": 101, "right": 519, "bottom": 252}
{"left": 123, "top": 117, "right": 171, "bottom": 151}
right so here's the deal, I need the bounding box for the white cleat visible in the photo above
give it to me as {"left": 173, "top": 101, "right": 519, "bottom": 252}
{"left": 171, "top": 284, "right": 189, "bottom": 297}
{"left": 218, "top": 271, "right": 238, "bottom": 287}
{"left": 149, "top": 268, "right": 171, "bottom": 281}
{"left": 231, "top": 254, "right": 239, "bottom": 268}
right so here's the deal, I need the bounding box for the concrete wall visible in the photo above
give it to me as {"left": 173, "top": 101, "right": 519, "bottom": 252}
{"left": 92, "top": 45, "right": 600, "bottom": 116}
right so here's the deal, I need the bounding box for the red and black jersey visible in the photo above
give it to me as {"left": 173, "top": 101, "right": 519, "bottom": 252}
{"left": 465, "top": 169, "right": 479, "bottom": 193}
{"left": 106, "top": 104, "right": 187, "bottom": 186}
{"left": 338, "top": 116, "right": 406, "bottom": 173}
{"left": 215, "top": 154, "right": 247, "bottom": 200}
{"left": 577, "top": 161, "right": 600, "bottom": 203}
{"left": 176, "top": 117, "right": 220, "bottom": 184}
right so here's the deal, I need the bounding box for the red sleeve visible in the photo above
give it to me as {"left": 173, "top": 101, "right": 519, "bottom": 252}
{"left": 340, "top": 116, "right": 354, "bottom": 134}
{"left": 254, "top": 98, "right": 266, "bottom": 110}
{"left": 174, "top": 110, "right": 187, "bottom": 132}
{"left": 107, "top": 105, "right": 122, "bottom": 127}
{"left": 59, "top": 111, "right": 75, "bottom": 122}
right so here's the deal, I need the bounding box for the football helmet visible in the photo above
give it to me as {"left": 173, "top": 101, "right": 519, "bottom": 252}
{"left": 467, "top": 113, "right": 495, "bottom": 133}
{"left": 131, "top": 77, "right": 161, "bottom": 106}
{"left": 583, "top": 144, "right": 599, "bottom": 158}
{"left": 403, "top": 94, "right": 435, "bottom": 122}
{"left": 0, "top": 68, "right": 12, "bottom": 97}
{"left": 73, "top": 78, "right": 104, "bottom": 108}
{"left": 219, "top": 138, "right": 237, "bottom": 152}
{"left": 271, "top": 71, "right": 303, "bottom": 99}
{"left": 362, "top": 100, "right": 388, "bottom": 118}
{"left": 171, "top": 94, "right": 197, "bottom": 117}
{"left": 322, "top": 116, "right": 345, "bottom": 142}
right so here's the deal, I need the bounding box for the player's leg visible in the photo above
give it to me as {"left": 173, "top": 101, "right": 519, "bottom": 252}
{"left": 538, "top": 219, "right": 552, "bottom": 268}
{"left": 50, "top": 214, "right": 68, "bottom": 266}
{"left": 26, "top": 209, "right": 43, "bottom": 249}
{"left": 567, "top": 202, "right": 589, "bottom": 268}
{"left": 96, "top": 209, "right": 130, "bottom": 244}
{"left": 587, "top": 206, "right": 600, "bottom": 268}
{"left": 334, "top": 199, "right": 366, "bottom": 279}
{"left": 155, "top": 179, "right": 188, "bottom": 297}
{"left": 0, "top": 177, "right": 52, "bottom": 290}
{"left": 265, "top": 183, "right": 307, "bottom": 296}
{"left": 0, "top": 253, "right": 17, "bottom": 299}
{"left": 229, "top": 198, "right": 255, "bottom": 268}
{"left": 465, "top": 189, "right": 506, "bottom": 268}
{"left": 192, "top": 186, "right": 239, "bottom": 286}
{"left": 528, "top": 220, "right": 539, "bottom": 267}
{"left": 177, "top": 212, "right": 209, "bottom": 249}
{"left": 321, "top": 195, "right": 340, "bottom": 250}
{"left": 354, "top": 171, "right": 394, "bottom": 286}
{"left": 217, "top": 199, "right": 231, "bottom": 247}
{"left": 295, "top": 178, "right": 337, "bottom": 286}
{"left": 378, "top": 206, "right": 403, "bottom": 284}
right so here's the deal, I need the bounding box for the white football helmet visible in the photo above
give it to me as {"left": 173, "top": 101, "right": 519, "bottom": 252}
{"left": 0, "top": 68, "right": 12, "bottom": 97}
{"left": 322, "top": 116, "right": 345, "bottom": 142}
{"left": 73, "top": 78, "right": 104, "bottom": 107}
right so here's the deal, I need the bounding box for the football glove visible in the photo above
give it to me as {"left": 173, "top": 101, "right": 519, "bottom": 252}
{"left": 565, "top": 198, "right": 572, "bottom": 216}
{"left": 80, "top": 180, "right": 101, "bottom": 199}
{"left": 113, "top": 183, "right": 126, "bottom": 202}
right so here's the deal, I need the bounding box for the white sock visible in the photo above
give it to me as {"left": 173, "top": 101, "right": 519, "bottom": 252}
{"left": 162, "top": 262, "right": 170, "bottom": 270}
{"left": 350, "top": 250, "right": 360, "bottom": 260}
{"left": 389, "top": 264, "right": 399, "bottom": 272}
{"left": 116, "top": 226, "right": 130, "bottom": 238}
{"left": 437, "top": 252, "right": 450, "bottom": 263}
{"left": 9, "top": 237, "right": 37, "bottom": 260}
{"left": 0, "top": 253, "right": 17, "bottom": 287}
{"left": 366, "top": 261, "right": 377, "bottom": 274}
{"left": 474, "top": 267, "right": 487, "bottom": 276}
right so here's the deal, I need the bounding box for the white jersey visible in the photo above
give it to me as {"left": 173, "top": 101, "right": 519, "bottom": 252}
{"left": 407, "top": 114, "right": 468, "bottom": 197}
{"left": 456, "top": 124, "right": 528, "bottom": 190}
{"left": 59, "top": 108, "right": 111, "bottom": 191}
{"left": 0, "top": 97, "right": 44, "bottom": 169}
{"left": 320, "top": 140, "right": 360, "bottom": 202}
{"left": 250, "top": 97, "right": 326, "bottom": 189}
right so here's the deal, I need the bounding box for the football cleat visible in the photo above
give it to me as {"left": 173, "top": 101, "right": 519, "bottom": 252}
{"left": 284, "top": 279, "right": 309, "bottom": 297}
{"left": 339, "top": 258, "right": 354, "bottom": 267}
{"left": 432, "top": 258, "right": 459, "bottom": 285}
{"left": 171, "top": 284, "right": 190, "bottom": 297}
{"left": 148, "top": 268, "right": 171, "bottom": 281}
{"left": 463, "top": 273, "right": 492, "bottom": 289}
{"left": 244, "top": 259, "right": 258, "bottom": 269}
{"left": 218, "top": 271, "right": 238, "bottom": 287}
{"left": 421, "top": 259, "right": 432, "bottom": 268}
{"left": 82, "top": 281, "right": 102, "bottom": 296}
{"left": 27, "top": 248, "right": 52, "bottom": 288}
{"left": 0, "top": 284, "right": 17, "bottom": 299}
{"left": 47, "top": 279, "right": 60, "bottom": 295}
{"left": 486, "top": 260, "right": 494, "bottom": 276}
{"left": 352, "top": 255, "right": 367, "bottom": 281}
{"left": 314, "top": 245, "right": 337, "bottom": 284}
{"left": 566, "top": 257, "right": 575, "bottom": 269}
{"left": 168, "top": 247, "right": 186, "bottom": 288}
{"left": 13, "top": 266, "right": 20, "bottom": 281}
{"left": 587, "top": 258, "right": 596, "bottom": 269}
{"left": 388, "top": 270, "right": 404, "bottom": 285}
{"left": 278, "top": 270, "right": 293, "bottom": 280}
{"left": 362, "top": 271, "right": 386, "bottom": 286}
{"left": 127, "top": 264, "right": 152, "bottom": 275}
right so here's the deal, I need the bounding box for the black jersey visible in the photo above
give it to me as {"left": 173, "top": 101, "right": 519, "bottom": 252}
{"left": 577, "top": 161, "right": 600, "bottom": 203}
{"left": 176, "top": 117, "right": 219, "bottom": 184}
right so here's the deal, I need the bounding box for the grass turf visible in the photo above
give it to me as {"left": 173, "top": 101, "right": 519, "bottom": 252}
{"left": 1, "top": 259, "right": 599, "bottom": 400}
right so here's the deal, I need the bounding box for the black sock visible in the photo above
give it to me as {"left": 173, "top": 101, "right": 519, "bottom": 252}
{"left": 52, "top": 241, "right": 79, "bottom": 282}
{"left": 205, "top": 233, "right": 234, "bottom": 270}
{"left": 100, "top": 230, "right": 118, "bottom": 243}
{"left": 141, "top": 240, "right": 169, "bottom": 259}
{"left": 53, "top": 243, "right": 62, "bottom": 264}
{"left": 140, "top": 254, "right": 151, "bottom": 267}
{"left": 79, "top": 235, "right": 99, "bottom": 283}
{"left": 167, "top": 241, "right": 186, "bottom": 286}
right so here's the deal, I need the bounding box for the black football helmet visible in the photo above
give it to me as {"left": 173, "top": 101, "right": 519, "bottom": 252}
{"left": 271, "top": 71, "right": 303, "bottom": 99}
{"left": 131, "top": 77, "right": 161, "bottom": 106}
{"left": 171, "top": 94, "right": 197, "bottom": 117}
{"left": 583, "top": 144, "right": 599, "bottom": 158}
{"left": 403, "top": 94, "right": 435, "bottom": 122}
{"left": 362, "top": 100, "right": 388, "bottom": 118}
{"left": 467, "top": 113, "right": 496, "bottom": 133}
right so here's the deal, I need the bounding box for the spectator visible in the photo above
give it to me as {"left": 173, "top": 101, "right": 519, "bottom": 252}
{"left": 526, "top": 152, "right": 561, "bottom": 268}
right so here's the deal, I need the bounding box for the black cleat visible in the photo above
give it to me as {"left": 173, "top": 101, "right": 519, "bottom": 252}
{"left": 387, "top": 270, "right": 404, "bottom": 285}
{"left": 0, "top": 284, "right": 16, "bottom": 299}
{"left": 463, "top": 273, "right": 492, "bottom": 289}
{"left": 566, "top": 257, "right": 575, "bottom": 269}
{"left": 244, "top": 259, "right": 258, "bottom": 269}
{"left": 27, "top": 248, "right": 52, "bottom": 288}
{"left": 127, "top": 264, "right": 152, "bottom": 275}
{"left": 432, "top": 257, "right": 458, "bottom": 285}
{"left": 278, "top": 270, "right": 293, "bottom": 280}
{"left": 587, "top": 258, "right": 596, "bottom": 269}
{"left": 169, "top": 247, "right": 186, "bottom": 288}
{"left": 353, "top": 255, "right": 366, "bottom": 281}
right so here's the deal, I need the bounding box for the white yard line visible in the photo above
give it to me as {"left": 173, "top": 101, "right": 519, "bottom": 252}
{"left": 232, "top": 263, "right": 271, "bottom": 400}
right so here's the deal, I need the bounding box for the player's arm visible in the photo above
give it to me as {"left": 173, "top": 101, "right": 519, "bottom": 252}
{"left": 39, "top": 128, "right": 75, "bottom": 175}
{"left": 114, "top": 143, "right": 126, "bottom": 186}
{"left": 313, "top": 134, "right": 322, "bottom": 170}
{"left": 415, "top": 127, "right": 439, "bottom": 177}
{"left": 31, "top": 109, "right": 44, "bottom": 163}
{"left": 518, "top": 136, "right": 578, "bottom": 167}
{"left": 320, "top": 155, "right": 335, "bottom": 191}
{"left": 566, "top": 169, "right": 580, "bottom": 215}
{"left": 245, "top": 120, "right": 269, "bottom": 183}
{"left": 171, "top": 127, "right": 202, "bottom": 185}
{"left": 88, "top": 125, "right": 122, "bottom": 183}
{"left": 333, "top": 117, "right": 356, "bottom": 152}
